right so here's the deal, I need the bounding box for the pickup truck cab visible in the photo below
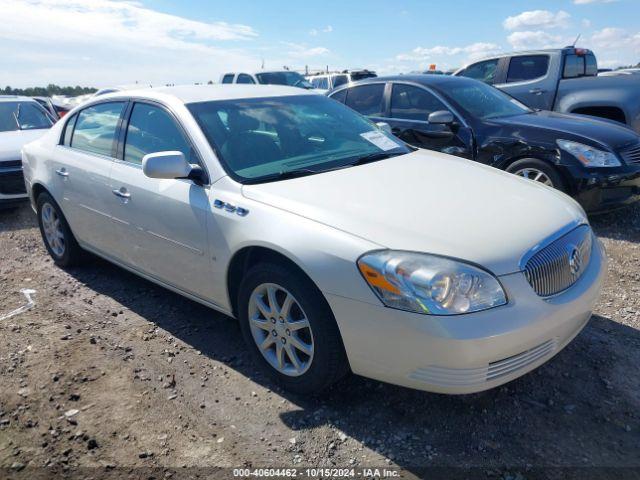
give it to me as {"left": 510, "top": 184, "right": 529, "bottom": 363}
{"left": 454, "top": 48, "right": 640, "bottom": 133}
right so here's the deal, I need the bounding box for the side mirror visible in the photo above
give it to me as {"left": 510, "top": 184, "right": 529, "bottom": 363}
{"left": 428, "top": 110, "right": 455, "bottom": 125}
{"left": 142, "top": 151, "right": 208, "bottom": 186}
{"left": 376, "top": 122, "right": 393, "bottom": 135}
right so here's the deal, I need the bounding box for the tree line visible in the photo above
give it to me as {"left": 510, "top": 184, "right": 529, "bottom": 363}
{"left": 2, "top": 84, "right": 97, "bottom": 97}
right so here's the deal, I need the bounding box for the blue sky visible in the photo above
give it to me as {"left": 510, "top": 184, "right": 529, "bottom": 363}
{"left": 2, "top": 0, "right": 639, "bottom": 87}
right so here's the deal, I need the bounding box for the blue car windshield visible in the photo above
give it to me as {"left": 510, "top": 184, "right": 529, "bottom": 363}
{"left": 188, "top": 95, "right": 409, "bottom": 183}
{"left": 437, "top": 81, "right": 532, "bottom": 120}
{"left": 0, "top": 101, "right": 53, "bottom": 132}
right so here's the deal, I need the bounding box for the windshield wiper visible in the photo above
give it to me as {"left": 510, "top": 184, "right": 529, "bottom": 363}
{"left": 348, "top": 151, "right": 404, "bottom": 166}
{"left": 13, "top": 104, "right": 22, "bottom": 130}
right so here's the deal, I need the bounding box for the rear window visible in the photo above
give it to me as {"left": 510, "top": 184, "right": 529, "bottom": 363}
{"left": 563, "top": 53, "right": 598, "bottom": 78}
{"left": 507, "top": 55, "right": 549, "bottom": 83}
{"left": 221, "top": 74, "right": 234, "bottom": 84}
{"left": 344, "top": 84, "right": 385, "bottom": 117}
{"left": 333, "top": 75, "right": 349, "bottom": 87}
{"left": 237, "top": 74, "right": 255, "bottom": 84}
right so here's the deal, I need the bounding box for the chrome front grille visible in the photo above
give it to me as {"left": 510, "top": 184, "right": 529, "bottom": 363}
{"left": 619, "top": 143, "right": 640, "bottom": 165}
{"left": 524, "top": 225, "right": 592, "bottom": 297}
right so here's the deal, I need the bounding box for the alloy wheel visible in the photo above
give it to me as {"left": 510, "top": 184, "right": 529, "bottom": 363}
{"left": 513, "top": 168, "right": 554, "bottom": 186}
{"left": 248, "top": 283, "right": 314, "bottom": 377}
{"left": 41, "top": 202, "right": 65, "bottom": 257}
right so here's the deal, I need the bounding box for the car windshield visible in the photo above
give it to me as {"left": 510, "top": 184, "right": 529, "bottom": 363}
{"left": 436, "top": 80, "right": 532, "bottom": 120}
{"left": 0, "top": 101, "right": 53, "bottom": 132}
{"left": 255, "top": 72, "right": 313, "bottom": 89}
{"left": 188, "top": 94, "right": 410, "bottom": 183}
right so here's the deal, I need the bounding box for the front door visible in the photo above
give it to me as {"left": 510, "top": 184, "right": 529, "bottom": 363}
{"left": 108, "top": 101, "right": 214, "bottom": 300}
{"left": 386, "top": 83, "right": 473, "bottom": 159}
{"left": 497, "top": 55, "right": 555, "bottom": 111}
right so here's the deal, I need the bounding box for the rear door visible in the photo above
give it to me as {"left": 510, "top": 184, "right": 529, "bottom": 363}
{"left": 386, "top": 83, "right": 473, "bottom": 159}
{"left": 55, "top": 101, "right": 126, "bottom": 253}
{"left": 497, "top": 55, "right": 555, "bottom": 110}
{"left": 108, "top": 101, "right": 214, "bottom": 299}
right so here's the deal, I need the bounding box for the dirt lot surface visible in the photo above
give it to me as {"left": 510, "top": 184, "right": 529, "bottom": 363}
{"left": 1, "top": 203, "right": 639, "bottom": 480}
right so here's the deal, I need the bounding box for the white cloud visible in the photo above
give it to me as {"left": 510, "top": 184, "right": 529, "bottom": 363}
{"left": 0, "top": 0, "right": 262, "bottom": 87}
{"left": 503, "top": 10, "right": 571, "bottom": 31}
{"left": 282, "top": 42, "right": 330, "bottom": 59}
{"left": 581, "top": 19, "right": 592, "bottom": 28}
{"left": 309, "top": 25, "right": 332, "bottom": 36}
{"left": 396, "top": 42, "right": 501, "bottom": 62}
{"left": 506, "top": 31, "right": 567, "bottom": 50}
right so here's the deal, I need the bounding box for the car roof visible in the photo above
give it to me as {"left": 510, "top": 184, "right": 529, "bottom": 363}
{"left": 340, "top": 74, "right": 478, "bottom": 89}
{"left": 0, "top": 95, "right": 38, "bottom": 103}
{"left": 92, "top": 84, "right": 317, "bottom": 104}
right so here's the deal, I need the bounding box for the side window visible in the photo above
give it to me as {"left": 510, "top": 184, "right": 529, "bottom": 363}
{"left": 329, "top": 89, "right": 347, "bottom": 104}
{"left": 507, "top": 55, "right": 549, "bottom": 83}
{"left": 344, "top": 84, "right": 385, "bottom": 117}
{"left": 458, "top": 59, "right": 500, "bottom": 84}
{"left": 390, "top": 84, "right": 447, "bottom": 121}
{"left": 71, "top": 102, "right": 125, "bottom": 157}
{"left": 237, "top": 74, "right": 255, "bottom": 84}
{"left": 333, "top": 75, "right": 348, "bottom": 88}
{"left": 62, "top": 113, "right": 77, "bottom": 145}
{"left": 315, "top": 77, "right": 329, "bottom": 89}
{"left": 221, "top": 74, "right": 235, "bottom": 84}
{"left": 124, "top": 103, "right": 193, "bottom": 165}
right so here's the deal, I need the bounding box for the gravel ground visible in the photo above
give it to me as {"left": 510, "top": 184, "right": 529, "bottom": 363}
{"left": 0, "top": 202, "right": 639, "bottom": 480}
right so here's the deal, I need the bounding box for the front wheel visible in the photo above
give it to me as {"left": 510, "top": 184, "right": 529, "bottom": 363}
{"left": 237, "top": 262, "right": 349, "bottom": 395}
{"left": 36, "top": 192, "right": 85, "bottom": 267}
{"left": 506, "top": 158, "right": 566, "bottom": 192}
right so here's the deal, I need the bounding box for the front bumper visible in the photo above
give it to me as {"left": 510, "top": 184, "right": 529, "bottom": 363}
{"left": 563, "top": 164, "right": 640, "bottom": 214}
{"left": 326, "top": 238, "right": 606, "bottom": 394}
{"left": 0, "top": 162, "right": 28, "bottom": 206}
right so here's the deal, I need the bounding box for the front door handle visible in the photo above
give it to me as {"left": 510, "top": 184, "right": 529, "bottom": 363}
{"left": 529, "top": 88, "right": 546, "bottom": 95}
{"left": 112, "top": 188, "right": 131, "bottom": 199}
{"left": 55, "top": 168, "right": 69, "bottom": 177}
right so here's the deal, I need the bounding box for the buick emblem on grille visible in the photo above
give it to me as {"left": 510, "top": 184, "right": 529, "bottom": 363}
{"left": 567, "top": 245, "right": 582, "bottom": 276}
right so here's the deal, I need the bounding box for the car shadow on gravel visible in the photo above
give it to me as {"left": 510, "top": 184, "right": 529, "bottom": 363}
{"left": 63, "top": 257, "right": 640, "bottom": 475}
{"left": 590, "top": 203, "right": 640, "bottom": 243}
{"left": 0, "top": 203, "right": 36, "bottom": 233}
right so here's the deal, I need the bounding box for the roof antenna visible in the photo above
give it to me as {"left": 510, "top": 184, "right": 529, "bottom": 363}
{"left": 571, "top": 33, "right": 581, "bottom": 47}
{"left": 261, "top": 58, "right": 265, "bottom": 70}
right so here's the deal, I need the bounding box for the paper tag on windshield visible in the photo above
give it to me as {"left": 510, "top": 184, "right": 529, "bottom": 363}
{"left": 360, "top": 131, "right": 399, "bottom": 151}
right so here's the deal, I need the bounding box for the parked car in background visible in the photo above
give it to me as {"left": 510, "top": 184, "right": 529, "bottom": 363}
{"left": 329, "top": 75, "right": 640, "bottom": 213}
{"left": 306, "top": 69, "right": 377, "bottom": 93}
{"left": 220, "top": 71, "right": 315, "bottom": 90}
{"left": 0, "top": 96, "right": 53, "bottom": 208}
{"left": 454, "top": 47, "right": 640, "bottom": 133}
{"left": 33, "top": 97, "right": 62, "bottom": 119}
{"left": 599, "top": 68, "right": 640, "bottom": 77}
{"left": 23, "top": 85, "right": 605, "bottom": 395}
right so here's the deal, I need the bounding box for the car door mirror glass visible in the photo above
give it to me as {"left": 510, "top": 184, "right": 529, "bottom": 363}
{"left": 428, "top": 111, "right": 454, "bottom": 125}
{"left": 142, "top": 151, "right": 193, "bottom": 180}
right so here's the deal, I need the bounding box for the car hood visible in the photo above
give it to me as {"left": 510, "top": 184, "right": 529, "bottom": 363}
{"left": 0, "top": 129, "right": 49, "bottom": 163}
{"left": 492, "top": 111, "right": 639, "bottom": 150}
{"left": 242, "top": 150, "right": 586, "bottom": 276}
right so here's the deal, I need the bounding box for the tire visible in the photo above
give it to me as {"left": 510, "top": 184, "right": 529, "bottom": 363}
{"left": 506, "top": 158, "right": 566, "bottom": 193}
{"left": 36, "top": 192, "right": 85, "bottom": 267}
{"left": 237, "top": 262, "right": 349, "bottom": 395}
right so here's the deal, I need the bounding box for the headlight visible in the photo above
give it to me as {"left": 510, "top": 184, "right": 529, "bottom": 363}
{"left": 557, "top": 139, "right": 621, "bottom": 167}
{"left": 357, "top": 251, "right": 507, "bottom": 315}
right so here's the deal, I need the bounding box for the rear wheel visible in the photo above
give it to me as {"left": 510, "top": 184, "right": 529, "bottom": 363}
{"left": 506, "top": 158, "right": 566, "bottom": 192}
{"left": 36, "top": 192, "right": 85, "bottom": 267}
{"left": 237, "top": 262, "right": 349, "bottom": 395}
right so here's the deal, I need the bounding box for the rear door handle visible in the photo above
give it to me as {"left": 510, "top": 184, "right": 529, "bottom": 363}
{"left": 529, "top": 88, "right": 546, "bottom": 95}
{"left": 112, "top": 188, "right": 131, "bottom": 199}
{"left": 55, "top": 168, "right": 69, "bottom": 177}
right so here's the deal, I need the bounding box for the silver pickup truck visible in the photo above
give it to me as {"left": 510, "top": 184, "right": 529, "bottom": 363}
{"left": 454, "top": 47, "right": 640, "bottom": 133}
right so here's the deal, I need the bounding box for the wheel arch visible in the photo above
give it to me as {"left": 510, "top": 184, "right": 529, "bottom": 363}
{"left": 226, "top": 245, "right": 323, "bottom": 320}
{"left": 502, "top": 155, "right": 572, "bottom": 193}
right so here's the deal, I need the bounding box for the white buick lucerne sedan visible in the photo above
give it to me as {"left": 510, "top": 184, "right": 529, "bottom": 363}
{"left": 22, "top": 85, "right": 606, "bottom": 395}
